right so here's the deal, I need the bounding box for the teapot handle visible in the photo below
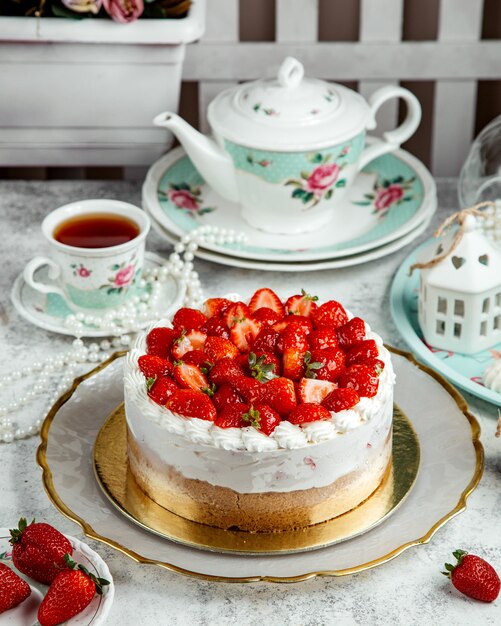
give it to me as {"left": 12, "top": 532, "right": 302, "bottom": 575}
{"left": 358, "top": 86, "right": 422, "bottom": 171}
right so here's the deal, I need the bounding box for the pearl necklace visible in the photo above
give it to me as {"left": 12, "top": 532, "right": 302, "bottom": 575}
{"left": 0, "top": 226, "right": 246, "bottom": 443}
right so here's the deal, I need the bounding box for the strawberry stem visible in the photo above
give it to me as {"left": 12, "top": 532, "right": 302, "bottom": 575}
{"left": 242, "top": 406, "right": 261, "bottom": 429}
{"left": 9, "top": 517, "right": 34, "bottom": 545}
{"left": 442, "top": 549, "right": 468, "bottom": 577}
{"left": 146, "top": 376, "right": 157, "bottom": 392}
{"left": 63, "top": 553, "right": 110, "bottom": 594}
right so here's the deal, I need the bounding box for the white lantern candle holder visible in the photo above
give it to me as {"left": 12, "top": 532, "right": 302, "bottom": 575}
{"left": 412, "top": 204, "right": 501, "bottom": 355}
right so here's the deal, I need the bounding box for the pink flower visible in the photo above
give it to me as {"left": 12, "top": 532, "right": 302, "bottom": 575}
{"left": 114, "top": 265, "right": 135, "bottom": 287}
{"left": 168, "top": 189, "right": 199, "bottom": 211}
{"left": 62, "top": 0, "right": 102, "bottom": 13}
{"left": 341, "top": 145, "right": 351, "bottom": 155}
{"left": 374, "top": 184, "right": 404, "bottom": 211}
{"left": 77, "top": 266, "right": 91, "bottom": 278}
{"left": 306, "top": 163, "right": 340, "bottom": 193}
{"left": 103, "top": 0, "right": 144, "bottom": 23}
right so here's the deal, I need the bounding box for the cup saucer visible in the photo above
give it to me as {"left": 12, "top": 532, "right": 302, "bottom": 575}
{"left": 10, "top": 252, "right": 186, "bottom": 338}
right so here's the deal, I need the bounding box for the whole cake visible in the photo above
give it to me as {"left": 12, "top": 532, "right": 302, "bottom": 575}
{"left": 124, "top": 288, "right": 395, "bottom": 532}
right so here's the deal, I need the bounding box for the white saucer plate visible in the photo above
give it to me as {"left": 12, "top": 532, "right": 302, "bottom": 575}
{"left": 37, "top": 351, "right": 481, "bottom": 582}
{"left": 10, "top": 252, "right": 186, "bottom": 338}
{"left": 142, "top": 145, "right": 436, "bottom": 263}
{"left": 0, "top": 532, "right": 114, "bottom": 626}
{"left": 147, "top": 203, "right": 433, "bottom": 272}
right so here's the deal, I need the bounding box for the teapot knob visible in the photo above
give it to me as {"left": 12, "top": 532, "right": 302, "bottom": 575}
{"left": 277, "top": 57, "right": 304, "bottom": 89}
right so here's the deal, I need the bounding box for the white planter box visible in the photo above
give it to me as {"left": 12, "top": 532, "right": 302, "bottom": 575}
{"left": 0, "top": 1, "right": 205, "bottom": 167}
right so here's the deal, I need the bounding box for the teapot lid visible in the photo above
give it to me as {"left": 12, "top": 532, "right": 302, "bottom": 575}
{"left": 207, "top": 57, "right": 373, "bottom": 151}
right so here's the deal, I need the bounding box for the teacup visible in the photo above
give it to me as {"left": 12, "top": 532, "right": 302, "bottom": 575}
{"left": 23, "top": 199, "right": 150, "bottom": 311}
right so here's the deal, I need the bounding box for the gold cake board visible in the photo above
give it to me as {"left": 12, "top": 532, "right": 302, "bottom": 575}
{"left": 93, "top": 404, "right": 420, "bottom": 555}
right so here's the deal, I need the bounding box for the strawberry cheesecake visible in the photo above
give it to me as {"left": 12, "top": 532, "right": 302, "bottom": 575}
{"left": 124, "top": 288, "right": 395, "bottom": 531}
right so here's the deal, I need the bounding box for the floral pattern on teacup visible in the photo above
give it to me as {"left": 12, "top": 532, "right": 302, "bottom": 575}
{"left": 285, "top": 150, "right": 349, "bottom": 208}
{"left": 246, "top": 154, "right": 272, "bottom": 168}
{"left": 252, "top": 103, "right": 279, "bottom": 116}
{"left": 0, "top": 550, "right": 12, "bottom": 561}
{"left": 100, "top": 256, "right": 139, "bottom": 295}
{"left": 352, "top": 174, "right": 416, "bottom": 219}
{"left": 159, "top": 182, "right": 214, "bottom": 218}
{"left": 71, "top": 263, "right": 92, "bottom": 278}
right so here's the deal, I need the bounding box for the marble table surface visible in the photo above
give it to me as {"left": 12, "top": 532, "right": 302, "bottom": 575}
{"left": 0, "top": 179, "right": 499, "bottom": 625}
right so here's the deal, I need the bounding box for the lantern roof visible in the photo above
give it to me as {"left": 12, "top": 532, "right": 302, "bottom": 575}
{"left": 418, "top": 215, "right": 501, "bottom": 294}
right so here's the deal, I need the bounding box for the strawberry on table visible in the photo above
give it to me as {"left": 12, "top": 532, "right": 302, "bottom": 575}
{"left": 215, "top": 403, "right": 250, "bottom": 428}
{"left": 345, "top": 339, "right": 379, "bottom": 366}
{"left": 167, "top": 389, "right": 217, "bottom": 421}
{"left": 212, "top": 384, "right": 244, "bottom": 413}
{"left": 308, "top": 328, "right": 339, "bottom": 351}
{"left": 310, "top": 348, "right": 345, "bottom": 382}
{"left": 38, "top": 554, "right": 109, "bottom": 626}
{"left": 261, "top": 377, "right": 297, "bottom": 417}
{"left": 242, "top": 404, "right": 281, "bottom": 435}
{"left": 285, "top": 289, "right": 319, "bottom": 317}
{"left": 209, "top": 358, "right": 245, "bottom": 386}
{"left": 297, "top": 378, "right": 337, "bottom": 404}
{"left": 248, "top": 287, "right": 285, "bottom": 317}
{"left": 138, "top": 355, "right": 173, "bottom": 379}
{"left": 204, "top": 336, "right": 239, "bottom": 362}
{"left": 311, "top": 300, "right": 348, "bottom": 330}
{"left": 147, "top": 376, "right": 177, "bottom": 405}
{"left": 443, "top": 549, "right": 500, "bottom": 602}
{"left": 339, "top": 364, "right": 379, "bottom": 397}
{"left": 0, "top": 562, "right": 31, "bottom": 614}
{"left": 336, "top": 317, "right": 366, "bottom": 350}
{"left": 173, "top": 361, "right": 210, "bottom": 393}
{"left": 9, "top": 518, "right": 73, "bottom": 585}
{"left": 322, "top": 387, "right": 360, "bottom": 412}
{"left": 171, "top": 329, "right": 207, "bottom": 360}
{"left": 288, "top": 403, "right": 332, "bottom": 424}
{"left": 203, "top": 297, "right": 232, "bottom": 318}
{"left": 146, "top": 327, "right": 177, "bottom": 358}
{"left": 172, "top": 307, "right": 208, "bottom": 332}
{"left": 230, "top": 316, "right": 263, "bottom": 353}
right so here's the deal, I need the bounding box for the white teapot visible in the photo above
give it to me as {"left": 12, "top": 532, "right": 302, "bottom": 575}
{"left": 154, "top": 57, "right": 421, "bottom": 235}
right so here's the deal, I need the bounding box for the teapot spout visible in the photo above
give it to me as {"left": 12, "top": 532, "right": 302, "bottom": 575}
{"left": 154, "top": 112, "right": 239, "bottom": 203}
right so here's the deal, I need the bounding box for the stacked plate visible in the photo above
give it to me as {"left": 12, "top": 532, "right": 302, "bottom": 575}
{"left": 142, "top": 145, "right": 437, "bottom": 271}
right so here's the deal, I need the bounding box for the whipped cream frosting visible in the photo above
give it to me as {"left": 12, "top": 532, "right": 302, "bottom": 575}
{"left": 124, "top": 310, "right": 395, "bottom": 453}
{"left": 483, "top": 359, "right": 501, "bottom": 392}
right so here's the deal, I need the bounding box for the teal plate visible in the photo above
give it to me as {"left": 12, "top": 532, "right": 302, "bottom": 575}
{"left": 391, "top": 239, "right": 501, "bottom": 406}
{"left": 143, "top": 145, "right": 436, "bottom": 263}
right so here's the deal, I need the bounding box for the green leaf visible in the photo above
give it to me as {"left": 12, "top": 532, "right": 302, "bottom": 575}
{"left": 302, "top": 192, "right": 314, "bottom": 204}
{"left": 335, "top": 179, "right": 347, "bottom": 188}
{"left": 246, "top": 154, "right": 254, "bottom": 164}
{"left": 324, "top": 189, "right": 333, "bottom": 200}
{"left": 310, "top": 153, "right": 324, "bottom": 164}
{"left": 51, "top": 4, "right": 86, "bottom": 19}
{"left": 444, "top": 563, "right": 454, "bottom": 572}
{"left": 142, "top": 3, "right": 166, "bottom": 18}
{"left": 146, "top": 376, "right": 157, "bottom": 392}
{"left": 292, "top": 188, "right": 307, "bottom": 199}
{"left": 382, "top": 179, "right": 391, "bottom": 188}
{"left": 285, "top": 180, "right": 303, "bottom": 188}
{"left": 364, "top": 193, "right": 376, "bottom": 200}
{"left": 111, "top": 264, "right": 121, "bottom": 271}
{"left": 170, "top": 183, "right": 180, "bottom": 191}
{"left": 322, "top": 154, "right": 332, "bottom": 163}
{"left": 177, "top": 182, "right": 191, "bottom": 191}
{"left": 300, "top": 171, "right": 311, "bottom": 180}
{"left": 352, "top": 201, "right": 372, "bottom": 207}
{"left": 393, "top": 175, "right": 404, "bottom": 183}
{"left": 200, "top": 207, "right": 215, "bottom": 214}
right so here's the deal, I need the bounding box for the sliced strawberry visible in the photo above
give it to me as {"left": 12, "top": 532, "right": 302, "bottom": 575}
{"left": 273, "top": 316, "right": 313, "bottom": 336}
{"left": 209, "top": 358, "right": 245, "bottom": 386}
{"left": 288, "top": 403, "right": 332, "bottom": 424}
{"left": 310, "top": 348, "right": 345, "bottom": 382}
{"left": 252, "top": 307, "right": 282, "bottom": 326}
{"left": 204, "top": 336, "right": 239, "bottom": 362}
{"left": 364, "top": 358, "right": 386, "bottom": 376}
{"left": 223, "top": 301, "right": 250, "bottom": 329}
{"left": 138, "top": 355, "right": 173, "bottom": 379}
{"left": 339, "top": 364, "right": 379, "bottom": 398}
{"left": 171, "top": 329, "right": 207, "bottom": 360}
{"left": 230, "top": 317, "right": 263, "bottom": 353}
{"left": 146, "top": 327, "right": 177, "bottom": 358}
{"left": 183, "top": 349, "right": 212, "bottom": 369}
{"left": 147, "top": 376, "right": 178, "bottom": 405}
{"left": 282, "top": 347, "right": 306, "bottom": 381}
{"left": 201, "top": 316, "right": 231, "bottom": 340}
{"left": 215, "top": 403, "right": 250, "bottom": 428}
{"left": 322, "top": 387, "right": 360, "bottom": 412}
{"left": 345, "top": 339, "right": 379, "bottom": 367}
{"left": 311, "top": 300, "right": 349, "bottom": 330}
{"left": 172, "top": 307, "right": 208, "bottom": 332}
{"left": 230, "top": 375, "right": 265, "bottom": 404}
{"left": 212, "top": 384, "right": 244, "bottom": 413}
{"left": 242, "top": 404, "right": 281, "bottom": 436}
{"left": 261, "top": 377, "right": 297, "bottom": 417}
{"left": 285, "top": 289, "right": 319, "bottom": 317}
{"left": 308, "top": 328, "right": 339, "bottom": 351}
{"left": 249, "top": 288, "right": 285, "bottom": 316}
{"left": 173, "top": 362, "right": 210, "bottom": 393}
{"left": 253, "top": 327, "right": 281, "bottom": 355}
{"left": 166, "top": 389, "right": 216, "bottom": 421}
{"left": 336, "top": 317, "right": 366, "bottom": 350}
{"left": 297, "top": 378, "right": 337, "bottom": 404}
{"left": 249, "top": 351, "right": 280, "bottom": 381}
{"left": 203, "top": 297, "right": 233, "bottom": 318}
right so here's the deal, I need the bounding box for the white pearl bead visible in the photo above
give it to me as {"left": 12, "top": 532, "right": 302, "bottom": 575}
{"left": 3, "top": 433, "right": 14, "bottom": 443}
{"left": 100, "top": 339, "right": 111, "bottom": 350}
{"left": 76, "top": 312, "right": 85, "bottom": 321}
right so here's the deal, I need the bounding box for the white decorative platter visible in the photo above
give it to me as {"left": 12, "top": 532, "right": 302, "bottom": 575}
{"left": 0, "top": 532, "right": 114, "bottom": 626}
{"left": 142, "top": 145, "right": 436, "bottom": 263}
{"left": 10, "top": 252, "right": 185, "bottom": 338}
{"left": 37, "top": 350, "right": 482, "bottom": 582}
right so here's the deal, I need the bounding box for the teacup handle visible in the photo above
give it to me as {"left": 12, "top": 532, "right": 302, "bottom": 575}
{"left": 24, "top": 256, "right": 66, "bottom": 298}
{"left": 358, "top": 85, "right": 422, "bottom": 171}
